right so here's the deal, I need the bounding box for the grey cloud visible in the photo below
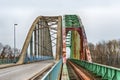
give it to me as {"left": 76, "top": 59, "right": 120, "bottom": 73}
{"left": 0, "top": 0, "right": 120, "bottom": 49}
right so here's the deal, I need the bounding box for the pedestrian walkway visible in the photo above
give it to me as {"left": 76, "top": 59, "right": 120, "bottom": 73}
{"left": 61, "top": 63, "right": 70, "bottom": 80}
{"left": 0, "top": 63, "right": 17, "bottom": 69}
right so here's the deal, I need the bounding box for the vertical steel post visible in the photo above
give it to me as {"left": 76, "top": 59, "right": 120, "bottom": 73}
{"left": 40, "top": 25, "right": 42, "bottom": 59}
{"left": 38, "top": 23, "right": 40, "bottom": 58}
{"left": 36, "top": 24, "right": 38, "bottom": 59}
{"left": 47, "top": 27, "right": 53, "bottom": 57}
{"left": 43, "top": 25, "right": 45, "bottom": 60}
{"left": 44, "top": 27, "right": 46, "bottom": 57}
{"left": 41, "top": 21, "right": 44, "bottom": 59}
{"left": 56, "top": 16, "right": 62, "bottom": 60}
{"left": 30, "top": 35, "right": 33, "bottom": 60}
{"left": 34, "top": 26, "right": 36, "bottom": 60}
{"left": 49, "top": 28, "right": 53, "bottom": 57}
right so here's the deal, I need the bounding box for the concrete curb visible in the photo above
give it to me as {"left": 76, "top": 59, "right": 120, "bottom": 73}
{"left": 0, "top": 64, "right": 19, "bottom": 69}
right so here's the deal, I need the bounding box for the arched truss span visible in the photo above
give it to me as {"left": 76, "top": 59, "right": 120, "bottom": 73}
{"left": 63, "top": 15, "right": 92, "bottom": 62}
{"left": 17, "top": 15, "right": 91, "bottom": 64}
{"left": 17, "top": 16, "right": 62, "bottom": 64}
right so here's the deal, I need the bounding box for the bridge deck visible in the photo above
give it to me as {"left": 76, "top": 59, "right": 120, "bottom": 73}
{"left": 0, "top": 60, "right": 55, "bottom": 80}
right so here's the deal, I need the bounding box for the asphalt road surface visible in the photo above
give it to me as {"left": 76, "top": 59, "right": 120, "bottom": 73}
{"left": 0, "top": 60, "right": 55, "bottom": 80}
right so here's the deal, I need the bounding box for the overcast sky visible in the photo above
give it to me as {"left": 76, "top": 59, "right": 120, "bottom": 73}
{"left": 0, "top": 0, "right": 120, "bottom": 49}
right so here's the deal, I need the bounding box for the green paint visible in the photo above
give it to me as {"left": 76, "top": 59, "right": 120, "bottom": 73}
{"left": 65, "top": 15, "right": 81, "bottom": 59}
{"left": 70, "top": 59, "right": 120, "bottom": 80}
{"left": 64, "top": 15, "right": 80, "bottom": 28}
{"left": 66, "top": 31, "right": 71, "bottom": 47}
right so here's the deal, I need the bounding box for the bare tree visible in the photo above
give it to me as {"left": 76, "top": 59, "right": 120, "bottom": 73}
{"left": 89, "top": 39, "right": 120, "bottom": 68}
{"left": 88, "top": 43, "right": 95, "bottom": 61}
{"left": 1, "top": 45, "right": 11, "bottom": 58}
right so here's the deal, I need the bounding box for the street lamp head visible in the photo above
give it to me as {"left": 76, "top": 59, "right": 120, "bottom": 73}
{"left": 14, "top": 24, "right": 18, "bottom": 26}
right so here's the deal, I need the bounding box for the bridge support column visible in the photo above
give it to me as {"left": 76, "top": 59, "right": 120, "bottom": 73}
{"left": 30, "top": 35, "right": 33, "bottom": 60}
{"left": 56, "top": 16, "right": 62, "bottom": 61}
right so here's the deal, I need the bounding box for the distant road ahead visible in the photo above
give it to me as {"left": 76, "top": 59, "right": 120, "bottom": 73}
{"left": 0, "top": 60, "right": 55, "bottom": 80}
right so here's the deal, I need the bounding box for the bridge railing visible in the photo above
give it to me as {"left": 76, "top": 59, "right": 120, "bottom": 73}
{"left": 24, "top": 56, "right": 54, "bottom": 63}
{"left": 0, "top": 58, "right": 19, "bottom": 64}
{"left": 70, "top": 59, "right": 120, "bottom": 80}
{"left": 42, "top": 59, "right": 62, "bottom": 80}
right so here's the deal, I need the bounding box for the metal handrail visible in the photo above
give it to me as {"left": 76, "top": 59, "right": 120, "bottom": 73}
{"left": 70, "top": 59, "right": 120, "bottom": 80}
{"left": 42, "top": 59, "right": 62, "bottom": 80}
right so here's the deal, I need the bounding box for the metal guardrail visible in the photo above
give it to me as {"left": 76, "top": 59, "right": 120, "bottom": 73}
{"left": 42, "top": 59, "right": 62, "bottom": 80}
{"left": 0, "top": 57, "right": 53, "bottom": 64}
{"left": 70, "top": 59, "right": 120, "bottom": 80}
{"left": 24, "top": 56, "right": 54, "bottom": 63}
{"left": 0, "top": 58, "right": 19, "bottom": 64}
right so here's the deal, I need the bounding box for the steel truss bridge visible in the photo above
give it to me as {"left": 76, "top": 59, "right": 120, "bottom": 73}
{"left": 0, "top": 15, "right": 120, "bottom": 80}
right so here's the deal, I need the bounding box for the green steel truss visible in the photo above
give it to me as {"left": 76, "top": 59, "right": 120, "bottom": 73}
{"left": 66, "top": 31, "right": 71, "bottom": 47}
{"left": 65, "top": 15, "right": 80, "bottom": 28}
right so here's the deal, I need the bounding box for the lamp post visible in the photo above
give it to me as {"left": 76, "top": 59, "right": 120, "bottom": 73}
{"left": 14, "top": 24, "right": 18, "bottom": 62}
